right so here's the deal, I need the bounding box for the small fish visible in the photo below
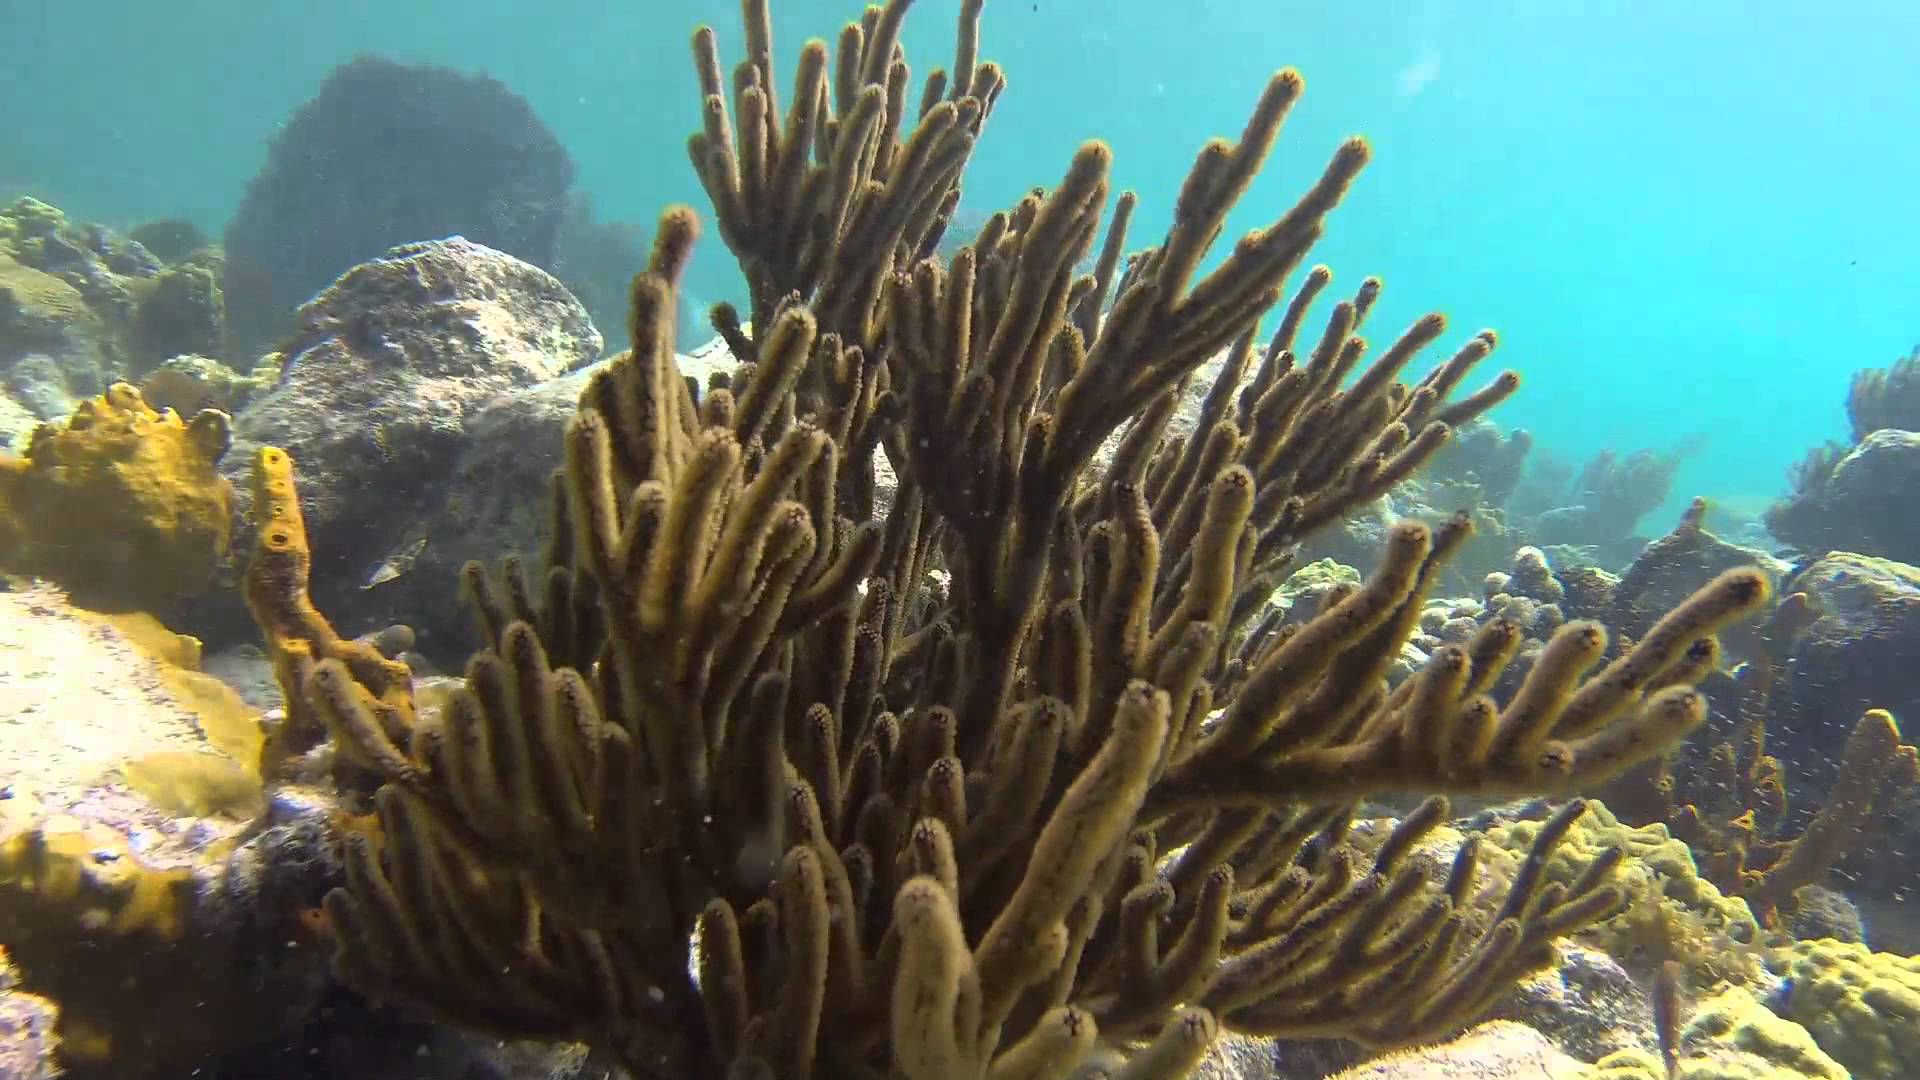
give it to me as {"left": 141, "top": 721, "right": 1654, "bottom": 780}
{"left": 363, "top": 535, "right": 428, "bottom": 588}
{"left": 1653, "top": 959, "right": 1685, "bottom": 1080}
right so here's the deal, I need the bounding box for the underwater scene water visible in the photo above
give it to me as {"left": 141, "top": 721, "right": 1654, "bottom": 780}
{"left": 0, "top": 0, "right": 1916, "bottom": 1077}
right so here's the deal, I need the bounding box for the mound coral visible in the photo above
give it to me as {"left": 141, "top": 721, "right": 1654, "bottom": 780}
{"left": 0, "top": 383, "right": 233, "bottom": 610}
{"left": 1475, "top": 801, "right": 1766, "bottom": 990}
{"left": 241, "top": 2, "right": 1773, "bottom": 1077}
{"left": 1588, "top": 986, "right": 1849, "bottom": 1080}
{"left": 1769, "top": 940, "right": 1920, "bottom": 1080}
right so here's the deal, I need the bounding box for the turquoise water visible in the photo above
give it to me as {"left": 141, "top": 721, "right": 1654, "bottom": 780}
{"left": 5, "top": 0, "right": 1914, "bottom": 509}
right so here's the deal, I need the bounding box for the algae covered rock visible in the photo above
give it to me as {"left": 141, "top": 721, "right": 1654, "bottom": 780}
{"left": 226, "top": 237, "right": 600, "bottom": 643}
{"left": 0, "top": 382, "right": 233, "bottom": 610}
{"left": 0, "top": 583, "right": 337, "bottom": 1077}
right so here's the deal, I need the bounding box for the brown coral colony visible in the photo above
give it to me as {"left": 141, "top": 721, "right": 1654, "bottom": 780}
{"left": 235, "top": 1, "right": 1774, "bottom": 1077}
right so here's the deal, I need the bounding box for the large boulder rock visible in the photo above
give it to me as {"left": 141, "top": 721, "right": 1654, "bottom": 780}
{"left": 1771, "top": 552, "right": 1920, "bottom": 792}
{"left": 225, "top": 238, "right": 601, "bottom": 647}
{"left": 1814, "top": 429, "right": 1920, "bottom": 562}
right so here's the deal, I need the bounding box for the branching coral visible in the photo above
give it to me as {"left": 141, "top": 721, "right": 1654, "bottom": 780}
{"left": 247, "top": 2, "right": 1773, "bottom": 1077}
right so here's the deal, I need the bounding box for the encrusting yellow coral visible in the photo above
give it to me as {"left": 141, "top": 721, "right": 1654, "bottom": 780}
{"left": 1767, "top": 939, "right": 1920, "bottom": 1080}
{"left": 1587, "top": 986, "right": 1849, "bottom": 1079}
{"left": 0, "top": 382, "right": 232, "bottom": 611}
{"left": 245, "top": 1, "right": 1778, "bottom": 1077}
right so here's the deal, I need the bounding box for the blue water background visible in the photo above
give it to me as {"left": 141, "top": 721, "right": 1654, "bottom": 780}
{"left": 4, "top": 0, "right": 1914, "bottom": 515}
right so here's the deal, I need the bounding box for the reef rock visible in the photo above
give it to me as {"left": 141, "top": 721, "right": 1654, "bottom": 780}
{"left": 1598, "top": 499, "right": 1789, "bottom": 646}
{"left": 383, "top": 364, "right": 592, "bottom": 656}
{"left": 1490, "top": 944, "right": 1657, "bottom": 1063}
{"left": 1800, "top": 428, "right": 1920, "bottom": 564}
{"left": 1770, "top": 553, "right": 1920, "bottom": 788}
{"left": 0, "top": 949, "right": 59, "bottom": 1080}
{"left": 0, "top": 583, "right": 338, "bottom": 1077}
{"left": 1321, "top": 1021, "right": 1587, "bottom": 1079}
{"left": 226, "top": 238, "right": 601, "bottom": 644}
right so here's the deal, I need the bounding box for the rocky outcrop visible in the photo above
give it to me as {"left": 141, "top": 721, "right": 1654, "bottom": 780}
{"left": 0, "top": 583, "right": 338, "bottom": 1077}
{"left": 224, "top": 238, "right": 601, "bottom": 648}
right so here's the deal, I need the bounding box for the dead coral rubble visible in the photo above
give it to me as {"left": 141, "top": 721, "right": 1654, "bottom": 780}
{"left": 245, "top": 2, "right": 1771, "bottom": 1077}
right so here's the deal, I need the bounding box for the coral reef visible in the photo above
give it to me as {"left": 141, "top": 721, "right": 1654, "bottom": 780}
{"left": 1521, "top": 446, "right": 1692, "bottom": 568}
{"left": 0, "top": 382, "right": 233, "bottom": 610}
{"left": 1421, "top": 419, "right": 1533, "bottom": 511}
{"left": 222, "top": 55, "right": 576, "bottom": 359}
{"left": 1623, "top": 706, "right": 1917, "bottom": 926}
{"left": 1473, "top": 802, "right": 1766, "bottom": 991}
{"left": 0, "top": 195, "right": 236, "bottom": 458}
{"left": 225, "top": 2, "right": 1777, "bottom": 1076}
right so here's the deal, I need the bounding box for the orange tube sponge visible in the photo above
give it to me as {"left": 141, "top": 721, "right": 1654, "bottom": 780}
{"left": 243, "top": 446, "right": 417, "bottom": 781}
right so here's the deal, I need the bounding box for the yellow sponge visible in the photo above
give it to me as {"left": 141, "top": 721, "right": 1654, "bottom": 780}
{"left": 0, "top": 383, "right": 232, "bottom": 610}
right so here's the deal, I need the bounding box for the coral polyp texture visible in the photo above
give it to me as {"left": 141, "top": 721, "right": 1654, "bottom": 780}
{"left": 0, "top": 382, "right": 233, "bottom": 610}
{"left": 243, "top": 1, "right": 1775, "bottom": 1077}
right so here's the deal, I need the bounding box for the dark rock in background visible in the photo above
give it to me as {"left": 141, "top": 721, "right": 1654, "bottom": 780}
{"left": 1768, "top": 552, "right": 1920, "bottom": 795}
{"left": 221, "top": 55, "right": 576, "bottom": 362}
{"left": 129, "top": 261, "right": 225, "bottom": 373}
{"left": 1769, "top": 429, "right": 1920, "bottom": 565}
